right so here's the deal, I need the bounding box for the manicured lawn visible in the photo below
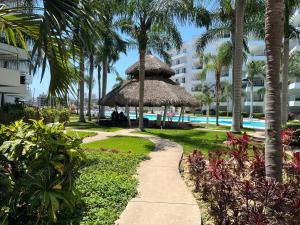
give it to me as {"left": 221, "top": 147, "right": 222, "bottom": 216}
{"left": 67, "top": 121, "right": 123, "bottom": 132}
{"left": 59, "top": 136, "right": 155, "bottom": 225}
{"left": 137, "top": 128, "right": 228, "bottom": 155}
{"left": 66, "top": 130, "right": 98, "bottom": 138}
{"left": 82, "top": 136, "right": 155, "bottom": 155}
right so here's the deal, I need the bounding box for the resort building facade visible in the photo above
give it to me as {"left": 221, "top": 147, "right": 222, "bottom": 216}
{"left": 0, "top": 38, "right": 32, "bottom": 105}
{"left": 169, "top": 7, "right": 300, "bottom": 114}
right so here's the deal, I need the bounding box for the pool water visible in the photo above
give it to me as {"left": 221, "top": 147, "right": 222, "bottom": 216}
{"left": 129, "top": 113, "right": 265, "bottom": 130}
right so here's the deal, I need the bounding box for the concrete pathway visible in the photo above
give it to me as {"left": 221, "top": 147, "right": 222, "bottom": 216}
{"left": 78, "top": 128, "right": 201, "bottom": 225}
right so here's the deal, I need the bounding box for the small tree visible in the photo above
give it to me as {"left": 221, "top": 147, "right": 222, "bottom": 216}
{"left": 199, "top": 42, "right": 232, "bottom": 126}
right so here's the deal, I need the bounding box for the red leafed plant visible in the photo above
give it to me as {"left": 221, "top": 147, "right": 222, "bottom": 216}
{"left": 187, "top": 132, "right": 300, "bottom": 225}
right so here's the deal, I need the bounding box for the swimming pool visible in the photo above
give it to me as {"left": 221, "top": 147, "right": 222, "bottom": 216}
{"left": 129, "top": 113, "right": 265, "bottom": 130}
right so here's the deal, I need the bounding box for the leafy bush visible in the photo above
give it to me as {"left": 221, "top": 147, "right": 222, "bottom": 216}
{"left": 241, "top": 112, "right": 249, "bottom": 117}
{"left": 58, "top": 109, "right": 70, "bottom": 123}
{"left": 24, "top": 106, "right": 40, "bottom": 122}
{"left": 0, "top": 120, "right": 85, "bottom": 224}
{"left": 187, "top": 131, "right": 300, "bottom": 225}
{"left": 40, "top": 107, "right": 56, "bottom": 123}
{"left": 0, "top": 103, "right": 25, "bottom": 124}
{"left": 253, "top": 113, "right": 265, "bottom": 119}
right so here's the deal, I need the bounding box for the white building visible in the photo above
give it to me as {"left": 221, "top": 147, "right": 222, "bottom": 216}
{"left": 0, "top": 37, "right": 32, "bottom": 105}
{"left": 169, "top": 8, "right": 300, "bottom": 114}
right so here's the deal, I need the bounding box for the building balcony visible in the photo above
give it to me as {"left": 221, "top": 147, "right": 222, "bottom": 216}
{"left": 0, "top": 42, "right": 28, "bottom": 60}
{"left": 171, "top": 52, "right": 187, "bottom": 60}
{"left": 289, "top": 95, "right": 300, "bottom": 107}
{"left": 171, "top": 63, "right": 187, "bottom": 69}
{"left": 288, "top": 81, "right": 300, "bottom": 90}
{"left": 1, "top": 84, "right": 30, "bottom": 96}
{"left": 171, "top": 73, "right": 186, "bottom": 79}
{"left": 244, "top": 101, "right": 264, "bottom": 106}
{"left": 245, "top": 85, "right": 265, "bottom": 92}
{"left": 0, "top": 68, "right": 20, "bottom": 87}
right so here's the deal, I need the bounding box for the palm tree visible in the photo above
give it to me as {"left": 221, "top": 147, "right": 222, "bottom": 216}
{"left": 195, "top": 85, "right": 214, "bottom": 127}
{"left": 281, "top": 0, "right": 300, "bottom": 126}
{"left": 200, "top": 42, "right": 232, "bottom": 126}
{"left": 0, "top": 1, "right": 94, "bottom": 96}
{"left": 231, "top": 0, "right": 245, "bottom": 133}
{"left": 122, "top": 0, "right": 210, "bottom": 130}
{"left": 264, "top": 0, "right": 285, "bottom": 182}
{"left": 221, "top": 81, "right": 233, "bottom": 116}
{"left": 246, "top": 60, "right": 265, "bottom": 118}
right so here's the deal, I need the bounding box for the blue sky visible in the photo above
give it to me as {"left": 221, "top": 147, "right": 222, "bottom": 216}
{"left": 31, "top": 24, "right": 205, "bottom": 98}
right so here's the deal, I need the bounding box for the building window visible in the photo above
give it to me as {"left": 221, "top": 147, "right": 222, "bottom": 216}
{"left": 182, "top": 68, "right": 186, "bottom": 73}
{"left": 20, "top": 76, "right": 26, "bottom": 85}
{"left": 182, "top": 48, "right": 187, "bottom": 53}
{"left": 182, "top": 78, "right": 185, "bottom": 83}
{"left": 176, "top": 69, "right": 179, "bottom": 74}
{"left": 176, "top": 60, "right": 180, "bottom": 65}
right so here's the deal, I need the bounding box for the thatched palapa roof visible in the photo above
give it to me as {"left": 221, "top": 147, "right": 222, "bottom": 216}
{"left": 101, "top": 55, "right": 198, "bottom": 107}
{"left": 126, "top": 55, "right": 175, "bottom": 78}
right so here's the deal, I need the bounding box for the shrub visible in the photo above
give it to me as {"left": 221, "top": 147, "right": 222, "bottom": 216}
{"left": 219, "top": 111, "right": 226, "bottom": 116}
{"left": 0, "top": 120, "right": 85, "bottom": 224}
{"left": 241, "top": 112, "right": 249, "bottom": 117}
{"left": 253, "top": 113, "right": 265, "bottom": 119}
{"left": 58, "top": 109, "right": 70, "bottom": 123}
{"left": 40, "top": 107, "right": 56, "bottom": 123}
{"left": 0, "top": 103, "right": 24, "bottom": 124}
{"left": 187, "top": 131, "right": 300, "bottom": 225}
{"left": 23, "top": 106, "right": 40, "bottom": 122}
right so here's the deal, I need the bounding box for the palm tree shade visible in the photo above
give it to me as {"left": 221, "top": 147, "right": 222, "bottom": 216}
{"left": 264, "top": 0, "right": 284, "bottom": 182}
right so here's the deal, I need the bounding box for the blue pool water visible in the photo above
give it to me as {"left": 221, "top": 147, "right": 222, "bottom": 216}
{"left": 129, "top": 113, "right": 265, "bottom": 130}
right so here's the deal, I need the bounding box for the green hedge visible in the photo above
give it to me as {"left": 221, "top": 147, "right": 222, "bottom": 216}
{"left": 253, "top": 113, "right": 265, "bottom": 119}
{"left": 241, "top": 112, "right": 249, "bottom": 117}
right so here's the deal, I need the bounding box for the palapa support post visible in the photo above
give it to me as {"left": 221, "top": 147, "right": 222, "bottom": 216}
{"left": 126, "top": 103, "right": 131, "bottom": 128}
{"left": 181, "top": 107, "right": 185, "bottom": 124}
{"left": 135, "top": 106, "right": 138, "bottom": 120}
{"left": 162, "top": 105, "right": 168, "bottom": 127}
{"left": 178, "top": 107, "right": 183, "bottom": 125}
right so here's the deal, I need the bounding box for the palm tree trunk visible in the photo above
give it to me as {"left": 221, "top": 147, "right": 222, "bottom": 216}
{"left": 281, "top": 38, "right": 289, "bottom": 126}
{"left": 206, "top": 105, "right": 210, "bottom": 127}
{"left": 79, "top": 48, "right": 85, "bottom": 122}
{"left": 100, "top": 57, "right": 108, "bottom": 118}
{"left": 231, "top": 0, "right": 245, "bottom": 133}
{"left": 265, "top": 0, "right": 284, "bottom": 182}
{"left": 138, "top": 41, "right": 146, "bottom": 131}
{"left": 178, "top": 107, "right": 183, "bottom": 125}
{"left": 97, "top": 64, "right": 102, "bottom": 120}
{"left": 216, "top": 72, "right": 221, "bottom": 126}
{"left": 250, "top": 83, "right": 254, "bottom": 118}
{"left": 88, "top": 54, "right": 94, "bottom": 121}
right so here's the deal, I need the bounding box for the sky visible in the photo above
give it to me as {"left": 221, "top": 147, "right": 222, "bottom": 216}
{"left": 30, "top": 24, "right": 205, "bottom": 99}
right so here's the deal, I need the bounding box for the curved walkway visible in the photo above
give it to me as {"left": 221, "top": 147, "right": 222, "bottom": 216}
{"left": 80, "top": 129, "right": 201, "bottom": 225}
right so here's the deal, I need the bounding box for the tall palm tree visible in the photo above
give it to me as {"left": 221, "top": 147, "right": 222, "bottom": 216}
{"left": 281, "top": 0, "right": 300, "bottom": 126}
{"left": 200, "top": 42, "right": 232, "bottom": 126}
{"left": 246, "top": 60, "right": 265, "bottom": 118}
{"left": 231, "top": 0, "right": 245, "bottom": 133}
{"left": 123, "top": 0, "right": 210, "bottom": 130}
{"left": 265, "top": 0, "right": 284, "bottom": 182}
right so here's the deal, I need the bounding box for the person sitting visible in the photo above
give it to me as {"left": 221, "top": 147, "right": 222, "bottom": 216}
{"left": 119, "top": 111, "right": 127, "bottom": 122}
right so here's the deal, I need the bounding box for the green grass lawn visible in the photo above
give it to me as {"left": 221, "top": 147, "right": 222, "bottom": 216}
{"left": 67, "top": 120, "right": 123, "bottom": 132}
{"left": 137, "top": 128, "right": 228, "bottom": 155}
{"left": 59, "top": 136, "right": 155, "bottom": 225}
{"left": 66, "top": 129, "right": 98, "bottom": 138}
{"left": 82, "top": 136, "right": 155, "bottom": 155}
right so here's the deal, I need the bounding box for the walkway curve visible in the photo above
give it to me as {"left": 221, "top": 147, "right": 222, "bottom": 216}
{"left": 79, "top": 128, "right": 201, "bottom": 225}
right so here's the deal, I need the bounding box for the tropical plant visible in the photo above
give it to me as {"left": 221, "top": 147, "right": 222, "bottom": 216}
{"left": 246, "top": 60, "right": 265, "bottom": 118}
{"left": 85, "top": 73, "right": 96, "bottom": 121}
{"left": 58, "top": 108, "right": 71, "bottom": 124}
{"left": 282, "top": 1, "right": 300, "bottom": 126}
{"left": 122, "top": 0, "right": 210, "bottom": 130}
{"left": 221, "top": 81, "right": 233, "bottom": 116}
{"left": 0, "top": 1, "right": 93, "bottom": 96}
{"left": 200, "top": 42, "right": 232, "bottom": 126}
{"left": 195, "top": 90, "right": 214, "bottom": 127}
{"left": 40, "top": 107, "right": 56, "bottom": 124}
{"left": 0, "top": 120, "right": 84, "bottom": 224}
{"left": 264, "top": 0, "right": 285, "bottom": 181}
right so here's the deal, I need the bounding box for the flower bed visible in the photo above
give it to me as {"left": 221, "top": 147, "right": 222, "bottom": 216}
{"left": 186, "top": 131, "right": 300, "bottom": 225}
